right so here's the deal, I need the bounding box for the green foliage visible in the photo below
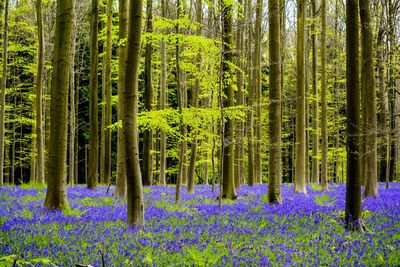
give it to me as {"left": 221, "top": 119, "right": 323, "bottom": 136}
{"left": 19, "top": 182, "right": 46, "bottom": 191}
{"left": 63, "top": 207, "right": 89, "bottom": 218}
{"left": 310, "top": 184, "right": 322, "bottom": 191}
{"left": 314, "top": 194, "right": 336, "bottom": 206}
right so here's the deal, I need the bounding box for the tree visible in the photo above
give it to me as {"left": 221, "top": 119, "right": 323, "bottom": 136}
{"left": 268, "top": 0, "right": 282, "bottom": 204}
{"left": 311, "top": 0, "right": 319, "bottom": 185}
{"left": 124, "top": 0, "right": 144, "bottom": 227}
{"left": 103, "top": 0, "right": 113, "bottom": 186}
{"left": 0, "top": 0, "right": 8, "bottom": 187}
{"left": 360, "top": 0, "right": 377, "bottom": 197}
{"left": 158, "top": 0, "right": 167, "bottom": 186}
{"left": 221, "top": 0, "right": 237, "bottom": 199}
{"left": 68, "top": 0, "right": 77, "bottom": 186}
{"left": 320, "top": 0, "right": 328, "bottom": 190}
{"left": 187, "top": 0, "right": 202, "bottom": 194}
{"left": 88, "top": 0, "right": 99, "bottom": 189}
{"left": 345, "top": 0, "right": 362, "bottom": 230}
{"left": 294, "top": 0, "right": 307, "bottom": 194}
{"left": 143, "top": 0, "right": 154, "bottom": 186}
{"left": 116, "top": 0, "right": 128, "bottom": 197}
{"left": 234, "top": 0, "right": 245, "bottom": 189}
{"left": 254, "top": 0, "right": 263, "bottom": 184}
{"left": 44, "top": 0, "right": 74, "bottom": 209}
{"left": 35, "top": 0, "right": 45, "bottom": 184}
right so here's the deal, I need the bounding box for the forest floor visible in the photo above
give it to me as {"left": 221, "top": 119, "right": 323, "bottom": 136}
{"left": 0, "top": 183, "right": 399, "bottom": 266}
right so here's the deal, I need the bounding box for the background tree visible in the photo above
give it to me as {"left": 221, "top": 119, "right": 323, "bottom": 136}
{"left": 116, "top": 0, "right": 128, "bottom": 198}
{"left": 294, "top": 0, "right": 307, "bottom": 194}
{"left": 88, "top": 0, "right": 99, "bottom": 189}
{"left": 360, "top": 0, "right": 378, "bottom": 197}
{"left": 268, "top": 0, "right": 282, "bottom": 203}
{"left": 0, "top": 0, "right": 8, "bottom": 186}
{"left": 221, "top": 0, "right": 236, "bottom": 199}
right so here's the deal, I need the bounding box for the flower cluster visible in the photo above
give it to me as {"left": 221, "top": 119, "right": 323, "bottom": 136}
{"left": 0, "top": 183, "right": 399, "bottom": 266}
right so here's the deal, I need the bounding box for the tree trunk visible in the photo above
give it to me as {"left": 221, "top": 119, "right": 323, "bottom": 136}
{"left": 102, "top": 0, "right": 113, "bottom": 186}
{"left": 124, "top": 0, "right": 145, "bottom": 227}
{"left": 234, "top": 0, "right": 244, "bottom": 189}
{"left": 143, "top": 0, "right": 154, "bottom": 186}
{"left": 221, "top": 0, "right": 237, "bottom": 199}
{"left": 320, "top": 0, "right": 328, "bottom": 190}
{"left": 294, "top": 0, "right": 307, "bottom": 194}
{"left": 360, "top": 0, "right": 377, "bottom": 197}
{"left": 35, "top": 0, "right": 45, "bottom": 184}
{"left": 254, "top": 0, "right": 263, "bottom": 184}
{"left": 44, "top": 0, "right": 74, "bottom": 210}
{"left": 376, "top": 8, "right": 388, "bottom": 185}
{"left": 0, "top": 0, "right": 8, "bottom": 186}
{"left": 311, "top": 0, "right": 319, "bottom": 185}
{"left": 187, "top": 0, "right": 202, "bottom": 194}
{"left": 116, "top": 0, "right": 128, "bottom": 197}
{"left": 268, "top": 0, "right": 282, "bottom": 204}
{"left": 345, "top": 0, "right": 362, "bottom": 230}
{"left": 68, "top": 4, "right": 77, "bottom": 186}
{"left": 175, "top": 0, "right": 183, "bottom": 202}
{"left": 88, "top": 0, "right": 99, "bottom": 189}
{"left": 246, "top": 0, "right": 254, "bottom": 186}
{"left": 158, "top": 0, "right": 167, "bottom": 186}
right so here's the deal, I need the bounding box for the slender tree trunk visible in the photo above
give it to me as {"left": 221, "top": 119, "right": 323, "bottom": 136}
{"left": 187, "top": 0, "right": 202, "bottom": 194}
{"left": 35, "top": 0, "right": 45, "bottom": 184}
{"left": 175, "top": 0, "right": 184, "bottom": 202}
{"left": 268, "top": 0, "right": 282, "bottom": 203}
{"left": 360, "top": 0, "right": 377, "bottom": 197}
{"left": 44, "top": 0, "right": 74, "bottom": 210}
{"left": 254, "top": 0, "right": 263, "bottom": 184}
{"left": 88, "top": 0, "right": 99, "bottom": 189}
{"left": 234, "top": 0, "right": 244, "bottom": 189}
{"left": 116, "top": 0, "right": 128, "bottom": 197}
{"left": 311, "top": 0, "right": 319, "bottom": 185}
{"left": 124, "top": 0, "right": 145, "bottom": 227}
{"left": 102, "top": 0, "right": 113, "bottom": 186}
{"left": 376, "top": 8, "right": 388, "bottom": 185}
{"left": 321, "top": 0, "right": 328, "bottom": 190}
{"left": 345, "top": 0, "right": 362, "bottom": 230}
{"left": 143, "top": 0, "right": 154, "bottom": 186}
{"left": 246, "top": 0, "right": 254, "bottom": 186}
{"left": 221, "top": 0, "right": 237, "bottom": 199}
{"left": 68, "top": 4, "right": 77, "bottom": 186}
{"left": 158, "top": 0, "right": 167, "bottom": 186}
{"left": 294, "top": 0, "right": 307, "bottom": 194}
{"left": 0, "top": 0, "right": 8, "bottom": 186}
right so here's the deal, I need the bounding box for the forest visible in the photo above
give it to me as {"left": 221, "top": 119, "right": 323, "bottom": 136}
{"left": 0, "top": 0, "right": 399, "bottom": 265}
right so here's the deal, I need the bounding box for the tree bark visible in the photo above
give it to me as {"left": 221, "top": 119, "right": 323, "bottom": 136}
{"left": 294, "top": 0, "right": 307, "bottom": 193}
{"left": 0, "top": 0, "right": 8, "bottom": 186}
{"left": 88, "top": 0, "right": 99, "bottom": 189}
{"left": 345, "top": 0, "right": 362, "bottom": 230}
{"left": 143, "top": 0, "right": 154, "bottom": 186}
{"left": 311, "top": 0, "right": 319, "bottom": 185}
{"left": 35, "top": 0, "right": 45, "bottom": 184}
{"left": 44, "top": 0, "right": 74, "bottom": 210}
{"left": 187, "top": 0, "right": 202, "bottom": 194}
{"left": 125, "top": 0, "right": 145, "bottom": 227}
{"left": 158, "top": 0, "right": 167, "bottom": 186}
{"left": 268, "top": 0, "right": 282, "bottom": 203}
{"left": 68, "top": 2, "right": 77, "bottom": 186}
{"left": 116, "top": 0, "right": 128, "bottom": 197}
{"left": 360, "top": 0, "right": 377, "bottom": 197}
{"left": 321, "top": 0, "right": 328, "bottom": 190}
{"left": 221, "top": 0, "right": 237, "bottom": 199}
{"left": 254, "top": 0, "right": 263, "bottom": 184}
{"left": 102, "top": 0, "right": 113, "bottom": 186}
